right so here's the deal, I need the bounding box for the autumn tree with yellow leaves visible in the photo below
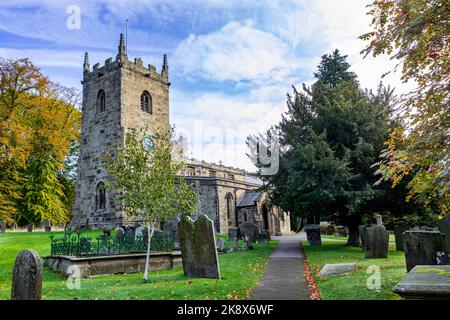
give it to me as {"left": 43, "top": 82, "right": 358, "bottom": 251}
{"left": 0, "top": 58, "right": 81, "bottom": 225}
{"left": 361, "top": 0, "right": 449, "bottom": 216}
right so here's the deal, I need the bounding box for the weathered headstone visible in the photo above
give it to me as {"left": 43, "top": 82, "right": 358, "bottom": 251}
{"left": 134, "top": 223, "right": 144, "bottom": 240}
{"left": 393, "top": 265, "right": 450, "bottom": 299}
{"left": 0, "top": 220, "right": 6, "bottom": 233}
{"left": 178, "top": 214, "right": 221, "bottom": 279}
{"left": 364, "top": 223, "right": 389, "bottom": 259}
{"left": 245, "top": 235, "right": 253, "bottom": 250}
{"left": 403, "top": 227, "right": 446, "bottom": 272}
{"left": 216, "top": 238, "right": 226, "bottom": 252}
{"left": 317, "top": 263, "right": 357, "bottom": 277}
{"left": 334, "top": 226, "right": 347, "bottom": 237}
{"left": 304, "top": 224, "right": 321, "bottom": 246}
{"left": 437, "top": 215, "right": 450, "bottom": 251}
{"left": 43, "top": 219, "right": 51, "bottom": 232}
{"left": 257, "top": 231, "right": 270, "bottom": 244}
{"left": 393, "top": 225, "right": 409, "bottom": 251}
{"left": 358, "top": 225, "right": 370, "bottom": 248}
{"left": 27, "top": 223, "right": 33, "bottom": 232}
{"left": 232, "top": 237, "right": 239, "bottom": 251}
{"left": 11, "top": 249, "right": 43, "bottom": 300}
{"left": 242, "top": 222, "right": 257, "bottom": 243}
{"left": 228, "top": 227, "right": 239, "bottom": 241}
{"left": 115, "top": 228, "right": 125, "bottom": 241}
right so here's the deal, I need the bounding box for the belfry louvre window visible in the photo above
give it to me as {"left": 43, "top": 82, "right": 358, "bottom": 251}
{"left": 96, "top": 182, "right": 106, "bottom": 210}
{"left": 97, "top": 89, "right": 106, "bottom": 113}
{"left": 141, "top": 91, "right": 152, "bottom": 114}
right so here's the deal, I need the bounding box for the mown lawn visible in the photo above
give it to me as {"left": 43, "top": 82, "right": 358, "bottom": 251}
{"left": 303, "top": 241, "right": 406, "bottom": 300}
{"left": 0, "top": 231, "right": 277, "bottom": 300}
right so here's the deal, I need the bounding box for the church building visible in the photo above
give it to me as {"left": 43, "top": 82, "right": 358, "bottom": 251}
{"left": 71, "top": 34, "right": 291, "bottom": 236}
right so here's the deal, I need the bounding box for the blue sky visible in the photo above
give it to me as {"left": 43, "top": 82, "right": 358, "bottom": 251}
{"left": 0, "top": 0, "right": 410, "bottom": 171}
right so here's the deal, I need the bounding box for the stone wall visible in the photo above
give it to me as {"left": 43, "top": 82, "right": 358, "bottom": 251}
{"left": 45, "top": 252, "right": 181, "bottom": 278}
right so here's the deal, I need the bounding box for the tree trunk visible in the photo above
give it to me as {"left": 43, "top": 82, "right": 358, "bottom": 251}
{"left": 143, "top": 225, "right": 155, "bottom": 281}
{"left": 346, "top": 224, "right": 361, "bottom": 247}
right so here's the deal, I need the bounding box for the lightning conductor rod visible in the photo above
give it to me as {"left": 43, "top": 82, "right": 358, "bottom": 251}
{"left": 125, "top": 19, "right": 128, "bottom": 53}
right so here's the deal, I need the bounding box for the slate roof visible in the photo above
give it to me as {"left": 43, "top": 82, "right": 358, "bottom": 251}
{"left": 237, "top": 191, "right": 262, "bottom": 207}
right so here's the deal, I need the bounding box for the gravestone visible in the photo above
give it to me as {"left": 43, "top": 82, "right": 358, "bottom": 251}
{"left": 242, "top": 222, "right": 257, "bottom": 243}
{"left": 27, "top": 223, "right": 33, "bottom": 232}
{"left": 334, "top": 226, "right": 347, "bottom": 237}
{"left": 115, "top": 228, "right": 125, "bottom": 241}
{"left": 437, "top": 215, "right": 450, "bottom": 250}
{"left": 358, "top": 225, "right": 371, "bottom": 248}
{"left": 258, "top": 231, "right": 270, "bottom": 244}
{"left": 245, "top": 235, "right": 254, "bottom": 250}
{"left": 304, "top": 224, "right": 321, "bottom": 245}
{"left": 393, "top": 225, "right": 409, "bottom": 251}
{"left": 228, "top": 227, "right": 239, "bottom": 241}
{"left": 364, "top": 218, "right": 389, "bottom": 259}
{"left": 43, "top": 219, "right": 51, "bottom": 232}
{"left": 178, "top": 214, "right": 221, "bottom": 279}
{"left": 0, "top": 220, "right": 6, "bottom": 233}
{"left": 134, "top": 223, "right": 144, "bottom": 240}
{"left": 216, "top": 238, "right": 226, "bottom": 252}
{"left": 317, "top": 263, "right": 357, "bottom": 277}
{"left": 403, "top": 227, "right": 446, "bottom": 272}
{"left": 393, "top": 265, "right": 450, "bottom": 299}
{"left": 11, "top": 249, "right": 42, "bottom": 300}
{"left": 232, "top": 237, "right": 239, "bottom": 251}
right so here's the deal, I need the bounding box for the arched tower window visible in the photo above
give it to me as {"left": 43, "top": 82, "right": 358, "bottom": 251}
{"left": 96, "top": 182, "right": 106, "bottom": 210}
{"left": 141, "top": 91, "right": 152, "bottom": 114}
{"left": 97, "top": 90, "right": 106, "bottom": 113}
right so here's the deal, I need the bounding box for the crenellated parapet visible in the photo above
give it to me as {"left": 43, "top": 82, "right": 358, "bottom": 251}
{"left": 82, "top": 33, "right": 169, "bottom": 86}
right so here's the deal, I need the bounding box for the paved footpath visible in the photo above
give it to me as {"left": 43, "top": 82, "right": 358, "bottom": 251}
{"left": 250, "top": 234, "right": 311, "bottom": 300}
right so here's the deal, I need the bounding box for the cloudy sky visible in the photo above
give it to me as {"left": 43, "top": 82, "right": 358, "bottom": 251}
{"left": 0, "top": 0, "right": 410, "bottom": 171}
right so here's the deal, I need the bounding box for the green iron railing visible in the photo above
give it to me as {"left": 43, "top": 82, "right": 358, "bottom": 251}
{"left": 50, "top": 231, "right": 175, "bottom": 256}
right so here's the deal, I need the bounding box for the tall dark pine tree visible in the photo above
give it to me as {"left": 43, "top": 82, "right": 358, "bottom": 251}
{"left": 252, "top": 50, "right": 394, "bottom": 246}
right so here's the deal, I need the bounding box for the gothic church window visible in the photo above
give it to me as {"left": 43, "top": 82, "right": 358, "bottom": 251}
{"left": 97, "top": 89, "right": 106, "bottom": 113}
{"left": 96, "top": 182, "right": 106, "bottom": 210}
{"left": 141, "top": 91, "right": 152, "bottom": 114}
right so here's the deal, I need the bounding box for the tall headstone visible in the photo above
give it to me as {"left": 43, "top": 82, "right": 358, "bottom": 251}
{"left": 0, "top": 220, "right": 6, "bottom": 233}
{"left": 242, "top": 222, "right": 257, "bottom": 243}
{"left": 304, "top": 224, "right": 321, "bottom": 246}
{"left": 437, "top": 215, "right": 450, "bottom": 251}
{"left": 115, "top": 227, "right": 125, "bottom": 241}
{"left": 134, "top": 223, "right": 144, "bottom": 240}
{"left": 228, "top": 227, "right": 239, "bottom": 241}
{"left": 365, "top": 221, "right": 389, "bottom": 259}
{"left": 394, "top": 225, "right": 409, "bottom": 251}
{"left": 178, "top": 214, "right": 221, "bottom": 279}
{"left": 403, "top": 227, "right": 446, "bottom": 272}
{"left": 11, "top": 249, "right": 42, "bottom": 300}
{"left": 358, "top": 225, "right": 371, "bottom": 249}
{"left": 232, "top": 237, "right": 239, "bottom": 251}
{"left": 27, "top": 223, "right": 33, "bottom": 232}
{"left": 43, "top": 219, "right": 51, "bottom": 232}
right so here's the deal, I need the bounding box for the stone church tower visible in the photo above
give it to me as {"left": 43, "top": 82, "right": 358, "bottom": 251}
{"left": 71, "top": 34, "right": 170, "bottom": 229}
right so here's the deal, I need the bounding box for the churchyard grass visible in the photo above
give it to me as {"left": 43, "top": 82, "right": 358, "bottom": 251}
{"left": 303, "top": 241, "right": 406, "bottom": 300}
{"left": 0, "top": 231, "right": 277, "bottom": 300}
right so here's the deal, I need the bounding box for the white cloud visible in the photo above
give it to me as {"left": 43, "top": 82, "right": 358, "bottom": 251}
{"left": 172, "top": 20, "right": 296, "bottom": 83}
{"left": 171, "top": 89, "right": 287, "bottom": 171}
